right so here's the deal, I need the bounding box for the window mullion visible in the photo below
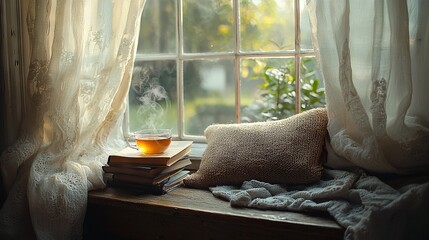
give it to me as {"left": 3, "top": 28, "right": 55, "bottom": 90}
{"left": 177, "top": 0, "right": 185, "bottom": 139}
{"left": 234, "top": 0, "right": 240, "bottom": 123}
{"left": 294, "top": 0, "right": 301, "bottom": 114}
{"left": 136, "top": 51, "right": 316, "bottom": 61}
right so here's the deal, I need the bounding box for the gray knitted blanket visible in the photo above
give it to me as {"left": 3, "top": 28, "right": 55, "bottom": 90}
{"left": 210, "top": 169, "right": 429, "bottom": 240}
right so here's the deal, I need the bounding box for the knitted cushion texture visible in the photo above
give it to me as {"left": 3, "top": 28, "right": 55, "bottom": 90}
{"left": 183, "top": 108, "right": 328, "bottom": 188}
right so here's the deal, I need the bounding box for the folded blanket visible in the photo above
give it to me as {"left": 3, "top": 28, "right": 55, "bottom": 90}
{"left": 210, "top": 169, "right": 429, "bottom": 240}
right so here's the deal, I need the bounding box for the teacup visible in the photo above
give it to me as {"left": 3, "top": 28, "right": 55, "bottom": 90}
{"left": 129, "top": 129, "right": 172, "bottom": 154}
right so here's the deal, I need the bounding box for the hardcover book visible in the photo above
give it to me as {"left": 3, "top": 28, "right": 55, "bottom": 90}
{"left": 107, "top": 168, "right": 184, "bottom": 186}
{"left": 106, "top": 170, "right": 190, "bottom": 195}
{"left": 102, "top": 158, "right": 191, "bottom": 178}
{"left": 108, "top": 141, "right": 193, "bottom": 166}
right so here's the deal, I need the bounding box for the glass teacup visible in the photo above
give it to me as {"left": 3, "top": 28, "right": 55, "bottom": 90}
{"left": 129, "top": 129, "right": 172, "bottom": 154}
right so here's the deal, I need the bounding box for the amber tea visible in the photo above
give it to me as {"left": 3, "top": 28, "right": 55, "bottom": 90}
{"left": 130, "top": 129, "right": 172, "bottom": 154}
{"left": 136, "top": 136, "right": 171, "bottom": 154}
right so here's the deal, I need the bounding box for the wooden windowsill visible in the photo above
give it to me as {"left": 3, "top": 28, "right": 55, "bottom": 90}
{"left": 85, "top": 186, "right": 344, "bottom": 240}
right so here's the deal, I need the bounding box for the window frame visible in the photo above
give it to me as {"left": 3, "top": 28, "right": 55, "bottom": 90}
{"left": 130, "top": 0, "right": 317, "bottom": 142}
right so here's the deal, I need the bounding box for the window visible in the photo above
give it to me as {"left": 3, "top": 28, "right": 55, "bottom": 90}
{"left": 128, "top": 0, "right": 325, "bottom": 141}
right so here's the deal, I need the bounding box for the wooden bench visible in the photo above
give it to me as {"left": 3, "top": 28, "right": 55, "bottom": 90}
{"left": 84, "top": 187, "right": 344, "bottom": 240}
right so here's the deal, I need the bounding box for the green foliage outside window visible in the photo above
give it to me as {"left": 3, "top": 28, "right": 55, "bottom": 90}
{"left": 241, "top": 58, "right": 326, "bottom": 122}
{"left": 130, "top": 0, "right": 325, "bottom": 135}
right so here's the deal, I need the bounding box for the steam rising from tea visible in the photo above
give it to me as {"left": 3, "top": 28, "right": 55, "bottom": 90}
{"left": 131, "top": 65, "right": 170, "bottom": 130}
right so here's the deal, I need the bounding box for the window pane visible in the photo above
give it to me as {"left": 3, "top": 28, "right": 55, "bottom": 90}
{"left": 129, "top": 61, "right": 178, "bottom": 133}
{"left": 183, "top": 59, "right": 235, "bottom": 135}
{"left": 300, "top": 1, "right": 313, "bottom": 50}
{"left": 183, "top": 0, "right": 234, "bottom": 53}
{"left": 130, "top": 0, "right": 317, "bottom": 139}
{"left": 300, "top": 57, "right": 326, "bottom": 111}
{"left": 240, "top": 57, "right": 296, "bottom": 122}
{"left": 240, "top": 0, "right": 295, "bottom": 52}
{"left": 137, "top": 0, "right": 176, "bottom": 54}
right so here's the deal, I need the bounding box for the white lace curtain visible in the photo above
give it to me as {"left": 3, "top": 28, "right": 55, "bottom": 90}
{"left": 307, "top": 0, "right": 429, "bottom": 173}
{"left": 0, "top": 0, "right": 145, "bottom": 239}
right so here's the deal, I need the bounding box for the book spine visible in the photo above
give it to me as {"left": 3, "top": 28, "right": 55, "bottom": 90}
{"left": 103, "top": 166, "right": 160, "bottom": 178}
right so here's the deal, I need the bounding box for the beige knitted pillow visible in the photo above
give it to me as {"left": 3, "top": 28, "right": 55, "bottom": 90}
{"left": 183, "top": 108, "right": 328, "bottom": 188}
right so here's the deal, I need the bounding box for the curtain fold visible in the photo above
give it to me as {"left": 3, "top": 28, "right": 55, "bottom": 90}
{"left": 307, "top": 0, "right": 429, "bottom": 174}
{"left": 0, "top": 0, "right": 145, "bottom": 239}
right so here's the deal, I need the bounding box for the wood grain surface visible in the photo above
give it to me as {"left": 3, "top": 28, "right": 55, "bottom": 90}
{"left": 84, "top": 187, "right": 344, "bottom": 240}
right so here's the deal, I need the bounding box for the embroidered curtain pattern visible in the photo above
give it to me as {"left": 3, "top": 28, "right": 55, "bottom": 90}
{"left": 307, "top": 0, "right": 429, "bottom": 173}
{"left": 0, "top": 0, "right": 145, "bottom": 239}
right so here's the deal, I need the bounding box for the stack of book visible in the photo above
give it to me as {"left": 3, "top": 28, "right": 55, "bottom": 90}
{"left": 103, "top": 141, "right": 193, "bottom": 195}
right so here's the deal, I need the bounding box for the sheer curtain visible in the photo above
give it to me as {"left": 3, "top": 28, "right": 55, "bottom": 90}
{"left": 307, "top": 0, "right": 429, "bottom": 173}
{"left": 0, "top": 0, "right": 145, "bottom": 239}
